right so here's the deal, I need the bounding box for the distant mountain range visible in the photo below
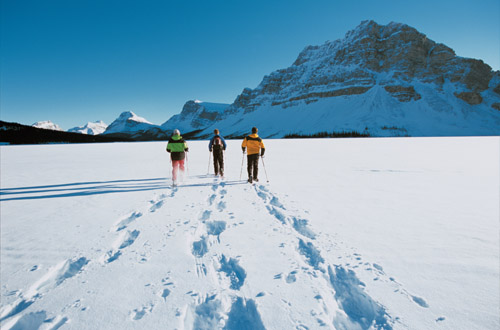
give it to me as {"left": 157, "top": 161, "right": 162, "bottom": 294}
{"left": 0, "top": 121, "right": 131, "bottom": 145}
{"left": 6, "top": 20, "right": 500, "bottom": 143}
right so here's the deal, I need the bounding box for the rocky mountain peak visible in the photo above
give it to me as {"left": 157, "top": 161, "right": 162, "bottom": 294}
{"left": 179, "top": 20, "right": 499, "bottom": 138}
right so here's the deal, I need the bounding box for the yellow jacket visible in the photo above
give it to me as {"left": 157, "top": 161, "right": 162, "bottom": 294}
{"left": 242, "top": 134, "right": 265, "bottom": 155}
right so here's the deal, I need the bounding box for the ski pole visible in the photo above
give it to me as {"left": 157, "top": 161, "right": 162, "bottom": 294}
{"left": 261, "top": 156, "right": 269, "bottom": 183}
{"left": 239, "top": 152, "right": 245, "bottom": 180}
{"left": 207, "top": 152, "right": 211, "bottom": 175}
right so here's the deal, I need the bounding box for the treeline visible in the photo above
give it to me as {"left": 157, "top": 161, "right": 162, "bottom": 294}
{"left": 0, "top": 121, "right": 133, "bottom": 145}
{"left": 283, "top": 131, "right": 370, "bottom": 139}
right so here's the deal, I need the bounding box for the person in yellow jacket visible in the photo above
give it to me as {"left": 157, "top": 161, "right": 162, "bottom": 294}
{"left": 241, "top": 127, "right": 265, "bottom": 183}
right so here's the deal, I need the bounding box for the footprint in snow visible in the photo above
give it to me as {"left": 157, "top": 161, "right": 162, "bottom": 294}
{"left": 158, "top": 288, "right": 171, "bottom": 301}
{"left": 217, "top": 201, "right": 226, "bottom": 211}
{"left": 192, "top": 237, "right": 209, "bottom": 258}
{"left": 206, "top": 221, "right": 226, "bottom": 242}
{"left": 2, "top": 311, "right": 48, "bottom": 329}
{"left": 131, "top": 303, "right": 154, "bottom": 320}
{"left": 328, "top": 265, "right": 393, "bottom": 329}
{"left": 286, "top": 271, "right": 298, "bottom": 283}
{"left": 225, "top": 297, "right": 266, "bottom": 330}
{"left": 411, "top": 295, "right": 429, "bottom": 308}
{"left": 112, "top": 211, "right": 142, "bottom": 232}
{"left": 200, "top": 210, "right": 211, "bottom": 221}
{"left": 102, "top": 230, "right": 140, "bottom": 263}
{"left": 219, "top": 255, "right": 246, "bottom": 290}
{"left": 149, "top": 200, "right": 165, "bottom": 212}
{"left": 116, "top": 230, "right": 140, "bottom": 250}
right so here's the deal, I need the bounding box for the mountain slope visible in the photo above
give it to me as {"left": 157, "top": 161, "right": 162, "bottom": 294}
{"left": 102, "top": 111, "right": 168, "bottom": 140}
{"left": 161, "top": 101, "right": 230, "bottom": 135}
{"left": 177, "top": 20, "right": 500, "bottom": 138}
{"left": 32, "top": 121, "right": 63, "bottom": 131}
{"left": 68, "top": 121, "right": 108, "bottom": 135}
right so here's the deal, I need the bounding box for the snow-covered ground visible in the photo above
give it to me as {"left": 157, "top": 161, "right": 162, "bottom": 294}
{"left": 0, "top": 137, "right": 498, "bottom": 330}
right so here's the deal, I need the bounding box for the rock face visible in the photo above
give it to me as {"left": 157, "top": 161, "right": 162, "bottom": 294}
{"left": 161, "top": 101, "right": 230, "bottom": 134}
{"left": 171, "top": 20, "right": 500, "bottom": 138}
{"left": 384, "top": 86, "right": 422, "bottom": 102}
{"left": 454, "top": 92, "right": 483, "bottom": 105}
{"left": 68, "top": 121, "right": 108, "bottom": 135}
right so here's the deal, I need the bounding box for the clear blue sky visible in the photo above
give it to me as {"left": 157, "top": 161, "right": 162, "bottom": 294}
{"left": 1, "top": 0, "right": 499, "bottom": 130}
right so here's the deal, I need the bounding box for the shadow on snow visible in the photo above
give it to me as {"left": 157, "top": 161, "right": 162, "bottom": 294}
{"left": 0, "top": 178, "right": 247, "bottom": 201}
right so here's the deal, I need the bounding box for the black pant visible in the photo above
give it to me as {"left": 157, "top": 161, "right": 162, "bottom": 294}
{"left": 213, "top": 150, "right": 224, "bottom": 175}
{"left": 247, "top": 154, "right": 259, "bottom": 179}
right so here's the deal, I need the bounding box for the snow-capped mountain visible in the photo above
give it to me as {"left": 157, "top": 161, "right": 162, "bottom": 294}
{"left": 32, "top": 121, "right": 63, "bottom": 131}
{"left": 170, "top": 20, "right": 500, "bottom": 138}
{"left": 68, "top": 121, "right": 108, "bottom": 135}
{"left": 161, "top": 101, "right": 230, "bottom": 134}
{"left": 102, "top": 111, "right": 168, "bottom": 140}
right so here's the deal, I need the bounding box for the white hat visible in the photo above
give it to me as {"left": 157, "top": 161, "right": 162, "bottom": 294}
{"left": 173, "top": 129, "right": 180, "bottom": 135}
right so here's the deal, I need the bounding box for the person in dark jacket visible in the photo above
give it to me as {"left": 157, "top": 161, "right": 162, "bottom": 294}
{"left": 208, "top": 129, "right": 227, "bottom": 177}
{"left": 166, "top": 129, "right": 189, "bottom": 186}
{"left": 241, "top": 127, "right": 265, "bottom": 183}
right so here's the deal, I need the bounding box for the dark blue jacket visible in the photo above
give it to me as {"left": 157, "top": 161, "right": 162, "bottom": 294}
{"left": 209, "top": 135, "right": 227, "bottom": 152}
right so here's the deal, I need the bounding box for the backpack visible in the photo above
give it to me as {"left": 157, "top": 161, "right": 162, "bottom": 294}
{"left": 213, "top": 136, "right": 222, "bottom": 151}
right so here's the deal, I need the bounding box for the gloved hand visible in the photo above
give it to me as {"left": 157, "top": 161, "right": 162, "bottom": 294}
{"left": 242, "top": 147, "right": 246, "bottom": 154}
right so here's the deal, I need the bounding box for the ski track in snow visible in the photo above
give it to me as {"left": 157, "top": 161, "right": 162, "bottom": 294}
{"left": 0, "top": 185, "right": 179, "bottom": 328}
{"left": 0, "top": 177, "right": 433, "bottom": 329}
{"left": 252, "top": 183, "right": 431, "bottom": 329}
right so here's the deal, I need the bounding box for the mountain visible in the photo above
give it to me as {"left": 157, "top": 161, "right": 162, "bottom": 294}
{"left": 32, "top": 121, "right": 63, "bottom": 131}
{"left": 161, "top": 101, "right": 230, "bottom": 135}
{"left": 68, "top": 121, "right": 108, "bottom": 135}
{"left": 172, "top": 20, "right": 500, "bottom": 138}
{"left": 102, "top": 111, "right": 168, "bottom": 140}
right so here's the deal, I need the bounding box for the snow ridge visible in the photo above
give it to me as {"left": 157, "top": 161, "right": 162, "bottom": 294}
{"left": 68, "top": 121, "right": 108, "bottom": 135}
{"left": 32, "top": 121, "right": 63, "bottom": 131}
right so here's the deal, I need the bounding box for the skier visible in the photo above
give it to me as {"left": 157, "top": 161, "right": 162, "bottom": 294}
{"left": 241, "top": 126, "right": 265, "bottom": 183}
{"left": 208, "top": 129, "right": 227, "bottom": 177}
{"left": 166, "top": 129, "right": 189, "bottom": 186}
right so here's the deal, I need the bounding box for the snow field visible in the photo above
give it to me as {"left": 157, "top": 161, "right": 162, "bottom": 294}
{"left": 1, "top": 137, "right": 499, "bottom": 329}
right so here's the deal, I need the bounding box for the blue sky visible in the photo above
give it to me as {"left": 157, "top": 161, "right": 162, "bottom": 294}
{"left": 1, "top": 0, "right": 499, "bottom": 130}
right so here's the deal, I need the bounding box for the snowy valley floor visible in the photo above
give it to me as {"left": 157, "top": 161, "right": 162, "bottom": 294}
{"left": 0, "top": 137, "right": 499, "bottom": 330}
